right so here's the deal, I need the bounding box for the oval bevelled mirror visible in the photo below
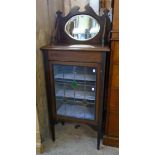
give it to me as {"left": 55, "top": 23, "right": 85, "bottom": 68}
{"left": 65, "top": 15, "right": 100, "bottom": 41}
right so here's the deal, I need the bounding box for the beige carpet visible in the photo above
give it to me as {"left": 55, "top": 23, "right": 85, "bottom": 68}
{"left": 38, "top": 123, "right": 119, "bottom": 155}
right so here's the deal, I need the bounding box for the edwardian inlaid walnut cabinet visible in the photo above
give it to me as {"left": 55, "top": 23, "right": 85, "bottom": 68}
{"left": 41, "top": 5, "right": 111, "bottom": 150}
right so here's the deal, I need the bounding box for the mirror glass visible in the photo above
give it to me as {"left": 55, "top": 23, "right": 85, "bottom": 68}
{"left": 65, "top": 15, "right": 100, "bottom": 41}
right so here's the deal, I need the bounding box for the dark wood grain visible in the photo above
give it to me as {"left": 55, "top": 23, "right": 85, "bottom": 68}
{"left": 112, "top": 42, "right": 119, "bottom": 64}
{"left": 41, "top": 44, "right": 110, "bottom": 149}
{"left": 105, "top": 112, "right": 119, "bottom": 137}
{"left": 41, "top": 44, "right": 110, "bottom": 52}
{"left": 52, "top": 5, "right": 111, "bottom": 45}
{"left": 48, "top": 51, "right": 102, "bottom": 63}
{"left": 103, "top": 0, "right": 119, "bottom": 147}
{"left": 109, "top": 88, "right": 119, "bottom": 114}
{"left": 111, "top": 64, "right": 119, "bottom": 88}
{"left": 40, "top": 4, "right": 112, "bottom": 150}
{"left": 103, "top": 135, "right": 119, "bottom": 147}
{"left": 42, "top": 50, "right": 55, "bottom": 141}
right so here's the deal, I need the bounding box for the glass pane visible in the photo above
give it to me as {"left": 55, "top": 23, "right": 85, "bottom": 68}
{"left": 86, "top": 67, "right": 96, "bottom": 82}
{"left": 54, "top": 65, "right": 63, "bottom": 80}
{"left": 85, "top": 85, "right": 96, "bottom": 101}
{"left": 75, "top": 66, "right": 85, "bottom": 81}
{"left": 53, "top": 64, "right": 96, "bottom": 121}
{"left": 65, "top": 15, "right": 100, "bottom": 41}
{"left": 64, "top": 66, "right": 74, "bottom": 80}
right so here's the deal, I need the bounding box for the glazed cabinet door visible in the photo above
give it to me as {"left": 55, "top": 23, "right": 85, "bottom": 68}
{"left": 49, "top": 61, "right": 101, "bottom": 123}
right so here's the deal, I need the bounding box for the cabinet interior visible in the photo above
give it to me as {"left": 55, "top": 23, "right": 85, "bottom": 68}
{"left": 53, "top": 64, "right": 97, "bottom": 120}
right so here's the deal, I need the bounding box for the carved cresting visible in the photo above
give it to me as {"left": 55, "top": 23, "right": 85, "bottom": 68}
{"left": 53, "top": 10, "right": 63, "bottom": 43}
{"left": 52, "top": 5, "right": 111, "bottom": 45}
{"left": 102, "top": 9, "right": 111, "bottom": 45}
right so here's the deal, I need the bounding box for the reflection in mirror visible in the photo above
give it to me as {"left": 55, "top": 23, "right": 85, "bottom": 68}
{"left": 65, "top": 15, "right": 100, "bottom": 41}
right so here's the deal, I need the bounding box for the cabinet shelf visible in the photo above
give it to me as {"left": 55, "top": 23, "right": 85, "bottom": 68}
{"left": 56, "top": 89, "right": 95, "bottom": 101}
{"left": 55, "top": 78, "right": 95, "bottom": 85}
{"left": 53, "top": 64, "right": 97, "bottom": 121}
{"left": 57, "top": 103, "right": 95, "bottom": 120}
{"left": 54, "top": 73, "right": 96, "bottom": 82}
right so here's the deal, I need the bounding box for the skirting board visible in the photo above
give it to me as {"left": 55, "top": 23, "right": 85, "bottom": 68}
{"left": 103, "top": 135, "right": 119, "bottom": 147}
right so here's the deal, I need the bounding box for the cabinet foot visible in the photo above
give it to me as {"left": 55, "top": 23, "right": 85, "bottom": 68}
{"left": 51, "top": 122, "right": 55, "bottom": 141}
{"left": 61, "top": 121, "right": 65, "bottom": 125}
{"left": 75, "top": 124, "right": 80, "bottom": 129}
{"left": 97, "top": 132, "right": 100, "bottom": 150}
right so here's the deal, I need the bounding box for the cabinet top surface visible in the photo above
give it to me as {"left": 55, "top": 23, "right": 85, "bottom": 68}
{"left": 41, "top": 44, "right": 110, "bottom": 52}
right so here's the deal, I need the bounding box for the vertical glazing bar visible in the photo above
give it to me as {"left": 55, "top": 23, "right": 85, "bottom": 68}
{"left": 84, "top": 67, "right": 87, "bottom": 119}
{"left": 73, "top": 66, "right": 76, "bottom": 105}
{"left": 73, "top": 66, "right": 77, "bottom": 118}
{"left": 63, "top": 66, "right": 66, "bottom": 116}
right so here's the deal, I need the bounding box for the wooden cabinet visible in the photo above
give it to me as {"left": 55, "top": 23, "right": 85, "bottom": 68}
{"left": 103, "top": 0, "right": 119, "bottom": 147}
{"left": 40, "top": 5, "right": 112, "bottom": 150}
{"left": 41, "top": 45, "right": 110, "bottom": 149}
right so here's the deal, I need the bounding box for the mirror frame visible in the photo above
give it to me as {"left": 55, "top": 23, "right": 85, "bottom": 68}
{"left": 53, "top": 5, "right": 111, "bottom": 45}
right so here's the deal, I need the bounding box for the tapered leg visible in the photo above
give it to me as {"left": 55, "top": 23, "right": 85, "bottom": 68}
{"left": 61, "top": 121, "right": 65, "bottom": 126}
{"left": 51, "top": 121, "right": 55, "bottom": 141}
{"left": 75, "top": 124, "right": 80, "bottom": 129}
{"left": 97, "top": 53, "right": 107, "bottom": 150}
{"left": 97, "top": 127, "right": 100, "bottom": 150}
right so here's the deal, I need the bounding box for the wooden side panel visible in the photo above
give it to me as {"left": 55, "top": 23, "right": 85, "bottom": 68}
{"left": 106, "top": 112, "right": 119, "bottom": 137}
{"left": 103, "top": 0, "right": 119, "bottom": 147}
{"left": 112, "top": 0, "right": 119, "bottom": 31}
{"left": 113, "top": 43, "right": 119, "bottom": 64}
{"left": 109, "top": 88, "right": 119, "bottom": 113}
{"left": 103, "top": 136, "right": 119, "bottom": 147}
{"left": 104, "top": 43, "right": 119, "bottom": 146}
{"left": 111, "top": 65, "right": 119, "bottom": 88}
{"left": 104, "top": 41, "right": 119, "bottom": 147}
